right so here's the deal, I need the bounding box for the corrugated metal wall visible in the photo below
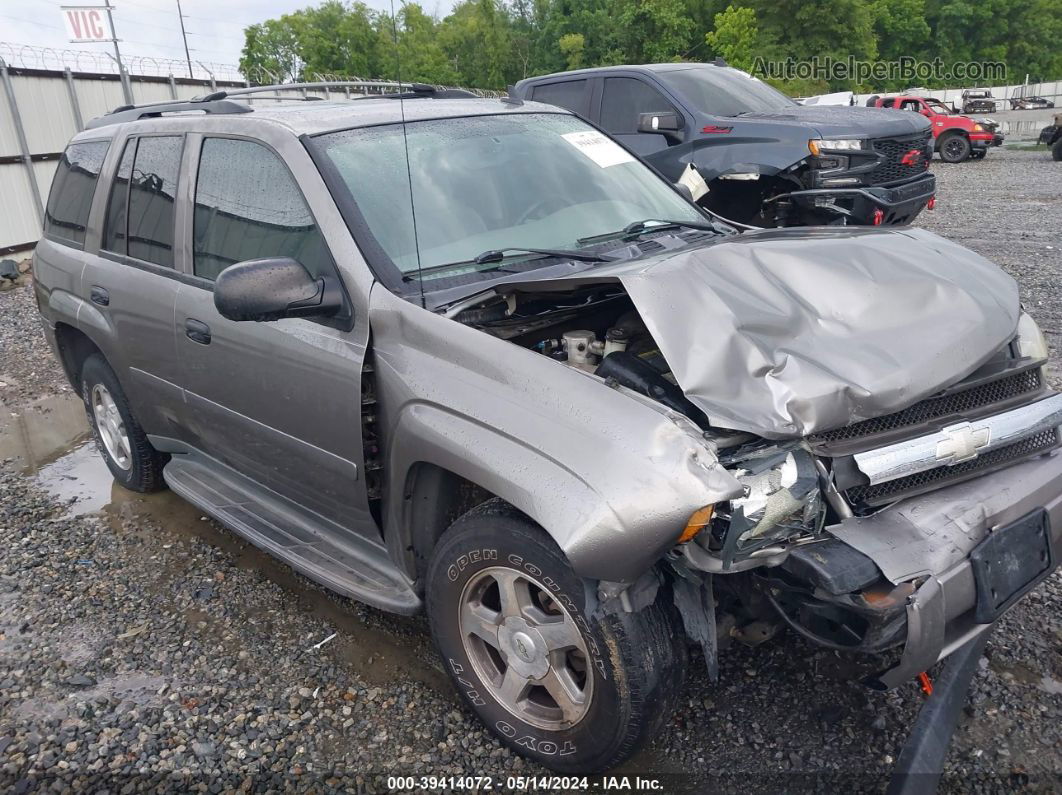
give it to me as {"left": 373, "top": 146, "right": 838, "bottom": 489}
{"left": 0, "top": 65, "right": 243, "bottom": 255}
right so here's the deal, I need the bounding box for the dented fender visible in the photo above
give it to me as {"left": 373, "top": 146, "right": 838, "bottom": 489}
{"left": 369, "top": 285, "right": 744, "bottom": 583}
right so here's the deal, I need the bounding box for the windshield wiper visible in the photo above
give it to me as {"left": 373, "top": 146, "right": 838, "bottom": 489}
{"left": 472, "top": 247, "right": 611, "bottom": 265}
{"left": 578, "top": 218, "right": 724, "bottom": 246}
{"left": 401, "top": 247, "right": 611, "bottom": 282}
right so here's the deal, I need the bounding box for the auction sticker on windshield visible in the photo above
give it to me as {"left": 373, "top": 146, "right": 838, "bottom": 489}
{"left": 562, "top": 130, "right": 635, "bottom": 168}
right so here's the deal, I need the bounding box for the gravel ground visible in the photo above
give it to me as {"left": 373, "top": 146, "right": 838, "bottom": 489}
{"left": 0, "top": 279, "right": 71, "bottom": 407}
{"left": 1, "top": 149, "right": 1060, "bottom": 792}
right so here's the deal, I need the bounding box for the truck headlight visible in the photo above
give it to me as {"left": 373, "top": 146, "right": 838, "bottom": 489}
{"left": 973, "top": 123, "right": 984, "bottom": 131}
{"left": 1016, "top": 312, "right": 1050, "bottom": 360}
{"left": 809, "top": 138, "right": 864, "bottom": 155}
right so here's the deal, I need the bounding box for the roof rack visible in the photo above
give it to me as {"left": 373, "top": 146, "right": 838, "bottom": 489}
{"left": 86, "top": 80, "right": 485, "bottom": 130}
{"left": 195, "top": 81, "right": 478, "bottom": 102}
{"left": 85, "top": 97, "right": 252, "bottom": 129}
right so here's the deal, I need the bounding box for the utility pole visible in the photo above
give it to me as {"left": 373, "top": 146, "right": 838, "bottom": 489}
{"left": 102, "top": 0, "right": 132, "bottom": 104}
{"left": 176, "top": 0, "right": 194, "bottom": 79}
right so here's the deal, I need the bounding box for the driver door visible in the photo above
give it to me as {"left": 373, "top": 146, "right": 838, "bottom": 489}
{"left": 173, "top": 134, "right": 372, "bottom": 535}
{"left": 595, "top": 76, "right": 684, "bottom": 175}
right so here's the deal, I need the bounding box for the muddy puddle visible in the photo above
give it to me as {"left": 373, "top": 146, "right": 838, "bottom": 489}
{"left": 2, "top": 393, "right": 450, "bottom": 694}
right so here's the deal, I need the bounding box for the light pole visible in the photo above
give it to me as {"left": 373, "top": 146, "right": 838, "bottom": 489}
{"left": 176, "top": 0, "right": 194, "bottom": 79}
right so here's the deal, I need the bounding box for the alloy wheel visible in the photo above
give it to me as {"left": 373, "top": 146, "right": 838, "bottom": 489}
{"left": 459, "top": 566, "right": 593, "bottom": 731}
{"left": 91, "top": 383, "right": 132, "bottom": 470}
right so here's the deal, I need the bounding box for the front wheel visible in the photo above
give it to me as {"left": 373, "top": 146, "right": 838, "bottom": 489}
{"left": 939, "top": 134, "right": 972, "bottom": 163}
{"left": 426, "top": 500, "right": 686, "bottom": 773}
{"left": 1053, "top": 139, "right": 1062, "bottom": 161}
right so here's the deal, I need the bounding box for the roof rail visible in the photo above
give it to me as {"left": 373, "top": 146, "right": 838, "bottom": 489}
{"left": 85, "top": 97, "right": 252, "bottom": 129}
{"left": 193, "top": 81, "right": 479, "bottom": 102}
{"left": 86, "top": 80, "right": 489, "bottom": 129}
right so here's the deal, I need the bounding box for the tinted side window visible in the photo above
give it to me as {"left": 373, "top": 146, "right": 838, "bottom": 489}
{"left": 600, "top": 78, "right": 678, "bottom": 134}
{"left": 127, "top": 136, "right": 182, "bottom": 267}
{"left": 193, "top": 138, "right": 333, "bottom": 282}
{"left": 43, "top": 141, "right": 109, "bottom": 247}
{"left": 102, "top": 138, "right": 135, "bottom": 254}
{"left": 530, "top": 80, "right": 587, "bottom": 114}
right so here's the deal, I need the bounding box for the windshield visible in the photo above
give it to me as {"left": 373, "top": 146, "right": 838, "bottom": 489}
{"left": 656, "top": 67, "right": 796, "bottom": 116}
{"left": 925, "top": 100, "right": 953, "bottom": 115}
{"left": 313, "top": 113, "right": 705, "bottom": 282}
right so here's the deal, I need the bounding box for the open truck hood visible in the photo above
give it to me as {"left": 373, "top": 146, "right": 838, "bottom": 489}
{"left": 436, "top": 226, "right": 1020, "bottom": 438}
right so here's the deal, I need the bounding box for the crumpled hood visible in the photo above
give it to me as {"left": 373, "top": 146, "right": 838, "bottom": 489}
{"left": 617, "top": 227, "right": 1020, "bottom": 438}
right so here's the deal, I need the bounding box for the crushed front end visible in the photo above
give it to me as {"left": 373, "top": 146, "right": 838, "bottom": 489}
{"left": 677, "top": 349, "right": 1062, "bottom": 688}
{"left": 779, "top": 131, "right": 936, "bottom": 226}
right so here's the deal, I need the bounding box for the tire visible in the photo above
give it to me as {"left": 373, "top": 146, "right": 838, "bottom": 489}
{"left": 426, "top": 500, "right": 686, "bottom": 773}
{"left": 939, "top": 134, "right": 972, "bottom": 163}
{"left": 80, "top": 354, "right": 168, "bottom": 492}
{"left": 1053, "top": 139, "right": 1062, "bottom": 162}
{"left": 971, "top": 151, "right": 986, "bottom": 160}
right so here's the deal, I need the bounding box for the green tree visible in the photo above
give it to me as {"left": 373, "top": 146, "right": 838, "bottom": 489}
{"left": 558, "top": 32, "right": 586, "bottom": 69}
{"left": 612, "top": 0, "right": 695, "bottom": 63}
{"left": 240, "top": 18, "right": 302, "bottom": 83}
{"left": 705, "top": 5, "right": 758, "bottom": 71}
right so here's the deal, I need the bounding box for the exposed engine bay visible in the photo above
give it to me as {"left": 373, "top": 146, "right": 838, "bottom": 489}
{"left": 451, "top": 285, "right": 898, "bottom": 658}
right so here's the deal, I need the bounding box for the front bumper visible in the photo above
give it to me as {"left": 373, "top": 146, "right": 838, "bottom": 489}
{"left": 830, "top": 448, "right": 1062, "bottom": 688}
{"left": 787, "top": 172, "right": 936, "bottom": 225}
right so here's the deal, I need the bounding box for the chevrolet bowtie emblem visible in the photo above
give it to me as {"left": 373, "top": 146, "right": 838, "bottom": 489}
{"left": 935, "top": 422, "right": 991, "bottom": 465}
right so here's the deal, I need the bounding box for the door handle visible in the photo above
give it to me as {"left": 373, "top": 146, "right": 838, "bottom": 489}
{"left": 90, "top": 286, "right": 110, "bottom": 306}
{"left": 185, "top": 318, "right": 212, "bottom": 345}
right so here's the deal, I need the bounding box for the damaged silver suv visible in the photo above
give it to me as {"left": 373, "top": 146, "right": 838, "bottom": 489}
{"left": 34, "top": 85, "right": 1061, "bottom": 774}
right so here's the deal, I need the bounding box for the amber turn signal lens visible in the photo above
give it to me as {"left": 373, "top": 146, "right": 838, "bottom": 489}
{"left": 678, "top": 505, "right": 714, "bottom": 544}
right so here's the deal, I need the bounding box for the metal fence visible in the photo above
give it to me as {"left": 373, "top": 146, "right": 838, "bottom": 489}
{"left": 0, "top": 44, "right": 501, "bottom": 256}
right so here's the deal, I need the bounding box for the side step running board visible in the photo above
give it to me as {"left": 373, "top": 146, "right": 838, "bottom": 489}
{"left": 163, "top": 455, "right": 421, "bottom": 614}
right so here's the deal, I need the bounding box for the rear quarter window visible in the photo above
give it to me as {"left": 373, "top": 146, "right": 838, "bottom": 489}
{"left": 530, "top": 80, "right": 588, "bottom": 116}
{"left": 43, "top": 141, "right": 110, "bottom": 247}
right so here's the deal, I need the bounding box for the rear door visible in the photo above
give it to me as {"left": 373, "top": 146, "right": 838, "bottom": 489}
{"left": 527, "top": 78, "right": 591, "bottom": 118}
{"left": 80, "top": 133, "right": 184, "bottom": 436}
{"left": 171, "top": 133, "right": 372, "bottom": 535}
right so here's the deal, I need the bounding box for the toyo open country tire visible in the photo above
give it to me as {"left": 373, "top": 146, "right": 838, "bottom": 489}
{"left": 80, "top": 354, "right": 168, "bottom": 492}
{"left": 426, "top": 499, "right": 686, "bottom": 773}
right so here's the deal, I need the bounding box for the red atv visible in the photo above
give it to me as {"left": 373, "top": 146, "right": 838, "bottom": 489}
{"left": 869, "top": 96, "right": 1002, "bottom": 162}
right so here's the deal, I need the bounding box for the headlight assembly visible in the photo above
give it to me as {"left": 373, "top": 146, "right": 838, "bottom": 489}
{"left": 1016, "top": 311, "right": 1050, "bottom": 361}
{"left": 809, "top": 138, "right": 864, "bottom": 155}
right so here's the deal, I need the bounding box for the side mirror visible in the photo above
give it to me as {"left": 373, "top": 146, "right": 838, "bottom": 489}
{"left": 637, "top": 112, "right": 683, "bottom": 142}
{"left": 214, "top": 257, "right": 343, "bottom": 322}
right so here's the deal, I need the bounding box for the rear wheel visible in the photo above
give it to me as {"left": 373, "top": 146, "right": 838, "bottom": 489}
{"left": 80, "top": 354, "right": 168, "bottom": 492}
{"left": 426, "top": 500, "right": 686, "bottom": 773}
{"left": 1053, "top": 139, "right": 1062, "bottom": 161}
{"left": 939, "top": 134, "right": 972, "bottom": 163}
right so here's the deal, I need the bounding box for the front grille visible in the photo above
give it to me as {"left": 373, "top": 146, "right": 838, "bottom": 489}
{"left": 811, "top": 367, "right": 1043, "bottom": 445}
{"left": 866, "top": 135, "right": 931, "bottom": 184}
{"left": 846, "top": 428, "right": 1060, "bottom": 507}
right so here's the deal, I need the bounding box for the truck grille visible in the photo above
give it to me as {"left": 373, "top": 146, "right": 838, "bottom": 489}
{"left": 866, "top": 134, "right": 932, "bottom": 184}
{"left": 811, "top": 367, "right": 1043, "bottom": 445}
{"left": 845, "top": 427, "right": 1060, "bottom": 507}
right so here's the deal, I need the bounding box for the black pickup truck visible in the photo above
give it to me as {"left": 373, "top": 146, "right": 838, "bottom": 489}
{"left": 512, "top": 63, "right": 936, "bottom": 227}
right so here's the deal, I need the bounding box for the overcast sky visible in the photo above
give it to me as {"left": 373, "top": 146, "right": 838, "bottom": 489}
{"left": 1, "top": 0, "right": 454, "bottom": 68}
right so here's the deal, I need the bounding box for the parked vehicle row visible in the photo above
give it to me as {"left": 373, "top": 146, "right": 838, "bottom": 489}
{"left": 868, "top": 95, "right": 1002, "bottom": 162}
{"left": 511, "top": 64, "right": 937, "bottom": 228}
{"left": 32, "top": 83, "right": 1062, "bottom": 774}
